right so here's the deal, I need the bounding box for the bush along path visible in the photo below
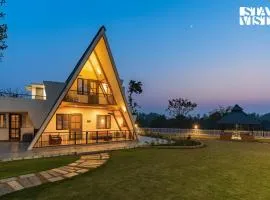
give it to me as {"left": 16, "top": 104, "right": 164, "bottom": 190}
{"left": 0, "top": 153, "right": 109, "bottom": 196}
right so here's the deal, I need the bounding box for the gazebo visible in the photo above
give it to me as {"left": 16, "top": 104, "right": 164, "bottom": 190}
{"left": 218, "top": 104, "right": 261, "bottom": 140}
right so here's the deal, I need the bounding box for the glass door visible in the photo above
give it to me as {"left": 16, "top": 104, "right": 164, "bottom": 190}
{"left": 69, "top": 114, "right": 82, "bottom": 141}
{"left": 9, "top": 114, "right": 21, "bottom": 141}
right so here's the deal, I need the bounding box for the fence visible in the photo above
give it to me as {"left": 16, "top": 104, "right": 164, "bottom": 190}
{"left": 138, "top": 128, "right": 270, "bottom": 139}
{"left": 64, "top": 90, "right": 115, "bottom": 105}
{"left": 34, "top": 130, "right": 135, "bottom": 148}
{"left": 0, "top": 92, "right": 45, "bottom": 100}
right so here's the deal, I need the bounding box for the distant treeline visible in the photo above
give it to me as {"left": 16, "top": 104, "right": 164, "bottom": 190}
{"left": 136, "top": 109, "right": 270, "bottom": 130}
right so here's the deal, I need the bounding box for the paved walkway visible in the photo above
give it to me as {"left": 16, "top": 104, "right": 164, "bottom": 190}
{"left": 0, "top": 141, "right": 137, "bottom": 161}
{"left": 0, "top": 153, "right": 110, "bottom": 197}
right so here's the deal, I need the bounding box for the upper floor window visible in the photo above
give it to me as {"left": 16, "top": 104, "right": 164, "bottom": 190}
{"left": 0, "top": 114, "right": 6, "bottom": 128}
{"left": 35, "top": 87, "right": 44, "bottom": 100}
{"left": 77, "top": 78, "right": 98, "bottom": 95}
{"left": 77, "top": 78, "right": 88, "bottom": 95}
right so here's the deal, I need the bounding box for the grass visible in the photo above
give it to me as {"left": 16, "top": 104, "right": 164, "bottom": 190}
{"left": 4, "top": 140, "right": 270, "bottom": 200}
{"left": 0, "top": 155, "right": 79, "bottom": 179}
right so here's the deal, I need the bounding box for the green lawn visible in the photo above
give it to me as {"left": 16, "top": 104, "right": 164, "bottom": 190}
{"left": 4, "top": 141, "right": 270, "bottom": 200}
{"left": 0, "top": 155, "right": 79, "bottom": 179}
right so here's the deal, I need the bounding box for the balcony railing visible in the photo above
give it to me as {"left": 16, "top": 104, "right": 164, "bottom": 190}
{"left": 0, "top": 92, "right": 46, "bottom": 100}
{"left": 64, "top": 90, "right": 115, "bottom": 105}
{"left": 34, "top": 130, "right": 135, "bottom": 148}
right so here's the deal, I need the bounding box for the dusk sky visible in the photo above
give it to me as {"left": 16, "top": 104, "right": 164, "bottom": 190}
{"left": 2, "top": 0, "right": 270, "bottom": 115}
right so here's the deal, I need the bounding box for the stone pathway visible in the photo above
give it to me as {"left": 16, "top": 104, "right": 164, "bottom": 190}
{"left": 0, "top": 153, "right": 110, "bottom": 197}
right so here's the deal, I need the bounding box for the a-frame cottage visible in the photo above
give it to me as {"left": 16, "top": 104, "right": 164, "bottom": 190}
{"left": 0, "top": 26, "right": 136, "bottom": 150}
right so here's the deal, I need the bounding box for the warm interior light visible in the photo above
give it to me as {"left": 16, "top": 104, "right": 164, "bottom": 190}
{"left": 96, "top": 68, "right": 102, "bottom": 75}
{"left": 102, "top": 83, "right": 109, "bottom": 93}
{"left": 194, "top": 124, "right": 199, "bottom": 129}
{"left": 135, "top": 123, "right": 138, "bottom": 128}
{"left": 100, "top": 118, "right": 105, "bottom": 124}
{"left": 122, "top": 106, "right": 127, "bottom": 113}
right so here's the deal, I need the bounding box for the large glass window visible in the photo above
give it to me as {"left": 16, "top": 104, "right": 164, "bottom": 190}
{"left": 89, "top": 81, "right": 97, "bottom": 95}
{"left": 70, "top": 115, "right": 81, "bottom": 130}
{"left": 56, "top": 114, "right": 69, "bottom": 130}
{"left": 77, "top": 78, "right": 88, "bottom": 95}
{"left": 0, "top": 114, "right": 6, "bottom": 128}
{"left": 77, "top": 78, "right": 98, "bottom": 96}
{"left": 97, "top": 115, "right": 111, "bottom": 129}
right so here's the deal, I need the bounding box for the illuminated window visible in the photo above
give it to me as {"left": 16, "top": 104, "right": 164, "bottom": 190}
{"left": 77, "top": 78, "right": 88, "bottom": 95}
{"left": 0, "top": 114, "right": 6, "bottom": 128}
{"left": 101, "top": 83, "right": 110, "bottom": 94}
{"left": 89, "top": 81, "right": 98, "bottom": 95}
{"left": 35, "top": 87, "right": 44, "bottom": 100}
{"left": 77, "top": 78, "right": 98, "bottom": 95}
{"left": 97, "top": 115, "right": 111, "bottom": 129}
{"left": 56, "top": 114, "right": 69, "bottom": 130}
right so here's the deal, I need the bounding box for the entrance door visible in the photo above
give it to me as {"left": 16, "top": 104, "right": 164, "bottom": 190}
{"left": 88, "top": 81, "right": 99, "bottom": 104}
{"left": 69, "top": 114, "right": 82, "bottom": 141}
{"left": 9, "top": 114, "right": 21, "bottom": 141}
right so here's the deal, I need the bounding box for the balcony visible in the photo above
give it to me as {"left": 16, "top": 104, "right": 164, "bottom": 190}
{"left": 64, "top": 90, "right": 115, "bottom": 105}
{"left": 0, "top": 91, "right": 46, "bottom": 100}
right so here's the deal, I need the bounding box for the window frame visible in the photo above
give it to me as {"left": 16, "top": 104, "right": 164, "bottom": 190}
{"left": 96, "top": 115, "right": 111, "bottom": 129}
{"left": 77, "top": 78, "right": 100, "bottom": 96}
{"left": 56, "top": 114, "right": 69, "bottom": 130}
{"left": 0, "top": 114, "right": 7, "bottom": 128}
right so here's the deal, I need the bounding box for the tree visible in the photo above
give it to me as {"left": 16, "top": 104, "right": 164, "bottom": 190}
{"left": 127, "top": 80, "right": 143, "bottom": 115}
{"left": 0, "top": 0, "right": 7, "bottom": 59}
{"left": 208, "top": 105, "right": 232, "bottom": 121}
{"left": 167, "top": 98, "right": 197, "bottom": 118}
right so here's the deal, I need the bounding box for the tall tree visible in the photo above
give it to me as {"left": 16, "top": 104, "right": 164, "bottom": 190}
{"left": 127, "top": 80, "right": 143, "bottom": 115}
{"left": 208, "top": 105, "right": 232, "bottom": 121}
{"left": 167, "top": 98, "right": 197, "bottom": 118}
{"left": 0, "top": 0, "right": 7, "bottom": 59}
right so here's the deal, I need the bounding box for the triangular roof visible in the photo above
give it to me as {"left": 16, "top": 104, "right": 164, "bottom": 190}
{"left": 218, "top": 104, "right": 260, "bottom": 125}
{"left": 231, "top": 104, "right": 243, "bottom": 112}
{"left": 28, "top": 26, "right": 135, "bottom": 150}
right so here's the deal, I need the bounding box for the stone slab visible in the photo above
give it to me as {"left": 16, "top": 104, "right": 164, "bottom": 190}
{"left": 19, "top": 173, "right": 35, "bottom": 179}
{"left": 0, "top": 183, "right": 13, "bottom": 196}
{"left": 68, "top": 163, "right": 79, "bottom": 166}
{"left": 64, "top": 172, "right": 78, "bottom": 178}
{"left": 39, "top": 171, "right": 53, "bottom": 180}
{"left": 0, "top": 177, "right": 17, "bottom": 183}
{"left": 47, "top": 170, "right": 61, "bottom": 177}
{"left": 28, "top": 175, "right": 42, "bottom": 186}
{"left": 18, "top": 178, "right": 33, "bottom": 188}
{"left": 52, "top": 168, "right": 68, "bottom": 175}
{"left": 76, "top": 169, "right": 89, "bottom": 173}
{"left": 48, "top": 176, "right": 64, "bottom": 182}
{"left": 7, "top": 180, "right": 24, "bottom": 191}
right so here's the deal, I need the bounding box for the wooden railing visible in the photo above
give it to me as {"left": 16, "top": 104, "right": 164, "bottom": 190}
{"left": 64, "top": 90, "right": 115, "bottom": 105}
{"left": 34, "top": 130, "right": 135, "bottom": 148}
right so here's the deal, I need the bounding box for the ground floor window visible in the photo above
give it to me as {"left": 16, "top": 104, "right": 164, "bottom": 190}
{"left": 97, "top": 115, "right": 111, "bottom": 129}
{"left": 0, "top": 114, "right": 6, "bottom": 128}
{"left": 56, "top": 114, "right": 69, "bottom": 130}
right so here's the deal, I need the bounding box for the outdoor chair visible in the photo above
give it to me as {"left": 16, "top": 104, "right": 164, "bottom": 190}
{"left": 49, "top": 135, "right": 62, "bottom": 145}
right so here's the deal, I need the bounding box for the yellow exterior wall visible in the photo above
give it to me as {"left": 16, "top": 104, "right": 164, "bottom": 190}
{"left": 44, "top": 105, "right": 127, "bottom": 133}
{"left": 94, "top": 38, "right": 134, "bottom": 131}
